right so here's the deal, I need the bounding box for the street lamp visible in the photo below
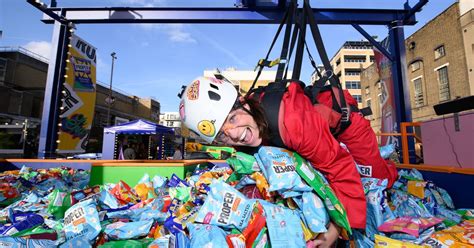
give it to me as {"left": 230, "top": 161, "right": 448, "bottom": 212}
{"left": 106, "top": 52, "right": 117, "bottom": 126}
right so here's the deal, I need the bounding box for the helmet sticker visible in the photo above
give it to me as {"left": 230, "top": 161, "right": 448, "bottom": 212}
{"left": 197, "top": 120, "right": 216, "bottom": 137}
{"left": 179, "top": 101, "right": 185, "bottom": 121}
{"left": 208, "top": 77, "right": 223, "bottom": 84}
{"left": 187, "top": 80, "right": 200, "bottom": 100}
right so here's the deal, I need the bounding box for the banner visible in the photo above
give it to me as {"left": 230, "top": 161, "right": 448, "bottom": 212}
{"left": 58, "top": 34, "right": 97, "bottom": 153}
{"left": 374, "top": 39, "right": 398, "bottom": 146}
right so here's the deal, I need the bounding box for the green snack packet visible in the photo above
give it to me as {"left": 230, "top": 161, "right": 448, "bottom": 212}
{"left": 169, "top": 186, "right": 192, "bottom": 202}
{"left": 252, "top": 227, "right": 269, "bottom": 248}
{"left": 226, "top": 152, "right": 260, "bottom": 175}
{"left": 12, "top": 226, "right": 56, "bottom": 237}
{"left": 293, "top": 152, "right": 352, "bottom": 235}
{"left": 47, "top": 190, "right": 72, "bottom": 219}
{"left": 226, "top": 172, "right": 244, "bottom": 184}
{"left": 457, "top": 209, "right": 474, "bottom": 220}
{"left": 98, "top": 238, "right": 154, "bottom": 248}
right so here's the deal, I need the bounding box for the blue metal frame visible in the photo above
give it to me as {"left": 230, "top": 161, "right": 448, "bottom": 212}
{"left": 28, "top": 0, "right": 428, "bottom": 159}
{"left": 37, "top": 15, "right": 71, "bottom": 158}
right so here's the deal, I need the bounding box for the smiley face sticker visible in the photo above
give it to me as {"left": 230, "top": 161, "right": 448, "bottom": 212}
{"left": 197, "top": 120, "right": 216, "bottom": 137}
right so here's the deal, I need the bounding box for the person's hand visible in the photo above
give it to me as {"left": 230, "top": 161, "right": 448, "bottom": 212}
{"left": 309, "top": 222, "right": 341, "bottom": 248}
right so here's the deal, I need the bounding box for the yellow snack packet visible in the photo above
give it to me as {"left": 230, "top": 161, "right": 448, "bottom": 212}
{"left": 407, "top": 180, "right": 426, "bottom": 199}
{"left": 374, "top": 234, "right": 429, "bottom": 248}
{"left": 424, "top": 219, "right": 474, "bottom": 247}
{"left": 300, "top": 221, "right": 318, "bottom": 241}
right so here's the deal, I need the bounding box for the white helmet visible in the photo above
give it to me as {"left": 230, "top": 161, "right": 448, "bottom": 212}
{"left": 179, "top": 76, "right": 238, "bottom": 143}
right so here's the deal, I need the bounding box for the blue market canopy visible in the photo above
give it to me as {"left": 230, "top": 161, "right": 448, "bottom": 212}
{"left": 104, "top": 119, "right": 174, "bottom": 135}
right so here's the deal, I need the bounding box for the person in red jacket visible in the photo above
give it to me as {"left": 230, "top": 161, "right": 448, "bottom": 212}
{"left": 315, "top": 90, "right": 398, "bottom": 188}
{"left": 179, "top": 77, "right": 366, "bottom": 247}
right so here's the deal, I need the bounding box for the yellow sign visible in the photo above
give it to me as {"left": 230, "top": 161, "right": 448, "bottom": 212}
{"left": 57, "top": 34, "right": 97, "bottom": 153}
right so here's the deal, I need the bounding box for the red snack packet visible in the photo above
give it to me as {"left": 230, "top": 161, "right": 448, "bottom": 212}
{"left": 110, "top": 180, "right": 140, "bottom": 205}
{"left": 240, "top": 185, "right": 264, "bottom": 200}
{"left": 226, "top": 201, "right": 267, "bottom": 248}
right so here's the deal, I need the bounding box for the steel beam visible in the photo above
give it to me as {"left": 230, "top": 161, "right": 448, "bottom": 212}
{"left": 38, "top": 18, "right": 70, "bottom": 158}
{"left": 388, "top": 21, "right": 416, "bottom": 163}
{"left": 39, "top": 7, "right": 417, "bottom": 25}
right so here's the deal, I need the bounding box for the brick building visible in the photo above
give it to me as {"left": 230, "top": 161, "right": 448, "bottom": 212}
{"left": 361, "top": 2, "right": 473, "bottom": 132}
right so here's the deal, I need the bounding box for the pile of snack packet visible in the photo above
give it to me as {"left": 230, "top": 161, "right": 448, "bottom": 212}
{"left": 0, "top": 145, "right": 472, "bottom": 248}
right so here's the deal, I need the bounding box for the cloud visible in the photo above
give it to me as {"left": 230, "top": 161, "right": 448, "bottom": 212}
{"left": 23, "top": 41, "right": 51, "bottom": 60}
{"left": 135, "top": 23, "right": 196, "bottom": 43}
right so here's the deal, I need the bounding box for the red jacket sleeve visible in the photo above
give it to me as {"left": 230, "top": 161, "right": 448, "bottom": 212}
{"left": 279, "top": 83, "right": 366, "bottom": 229}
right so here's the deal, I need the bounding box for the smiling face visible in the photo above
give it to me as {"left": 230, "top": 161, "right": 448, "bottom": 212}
{"left": 215, "top": 104, "right": 263, "bottom": 147}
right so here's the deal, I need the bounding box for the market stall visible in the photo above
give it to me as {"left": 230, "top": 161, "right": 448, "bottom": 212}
{"left": 101, "top": 119, "right": 174, "bottom": 160}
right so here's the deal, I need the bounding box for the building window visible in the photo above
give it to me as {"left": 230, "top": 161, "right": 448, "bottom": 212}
{"left": 370, "top": 56, "right": 375, "bottom": 62}
{"left": 346, "top": 81, "right": 361, "bottom": 89}
{"left": 437, "top": 66, "right": 450, "bottom": 101}
{"left": 344, "top": 56, "right": 366, "bottom": 63}
{"left": 0, "top": 58, "right": 7, "bottom": 82}
{"left": 345, "top": 69, "right": 361, "bottom": 76}
{"left": 413, "top": 77, "right": 424, "bottom": 107}
{"left": 434, "top": 45, "right": 446, "bottom": 59}
{"left": 410, "top": 61, "right": 421, "bottom": 72}
{"left": 353, "top": 95, "right": 362, "bottom": 103}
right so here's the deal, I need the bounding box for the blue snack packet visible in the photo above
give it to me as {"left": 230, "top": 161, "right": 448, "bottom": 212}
{"left": 255, "top": 146, "right": 312, "bottom": 197}
{"left": 379, "top": 143, "right": 396, "bottom": 159}
{"left": 63, "top": 198, "right": 101, "bottom": 242}
{"left": 59, "top": 236, "right": 91, "bottom": 248}
{"left": 0, "top": 237, "right": 57, "bottom": 248}
{"left": 260, "top": 201, "right": 306, "bottom": 248}
{"left": 0, "top": 213, "right": 43, "bottom": 236}
{"left": 195, "top": 179, "right": 255, "bottom": 231}
{"left": 104, "top": 220, "right": 153, "bottom": 240}
{"left": 187, "top": 223, "right": 228, "bottom": 248}
{"left": 436, "top": 187, "right": 455, "bottom": 209}
{"left": 148, "top": 236, "right": 170, "bottom": 248}
{"left": 362, "top": 178, "right": 395, "bottom": 240}
{"left": 293, "top": 192, "right": 329, "bottom": 233}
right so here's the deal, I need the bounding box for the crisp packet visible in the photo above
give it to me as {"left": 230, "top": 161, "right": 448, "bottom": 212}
{"left": 187, "top": 223, "right": 228, "bottom": 247}
{"left": 293, "top": 191, "right": 329, "bottom": 233}
{"left": 63, "top": 198, "right": 101, "bottom": 242}
{"left": 379, "top": 143, "right": 396, "bottom": 159}
{"left": 255, "top": 146, "right": 312, "bottom": 197}
{"left": 104, "top": 220, "right": 154, "bottom": 240}
{"left": 250, "top": 172, "right": 274, "bottom": 201}
{"left": 134, "top": 174, "right": 157, "bottom": 201}
{"left": 363, "top": 178, "right": 395, "bottom": 240}
{"left": 195, "top": 179, "right": 255, "bottom": 231}
{"left": 226, "top": 201, "right": 267, "bottom": 248}
{"left": 47, "top": 190, "right": 72, "bottom": 219}
{"left": 110, "top": 180, "right": 140, "bottom": 205}
{"left": 374, "top": 234, "right": 427, "bottom": 248}
{"left": 226, "top": 152, "right": 260, "bottom": 175}
{"left": 260, "top": 201, "right": 306, "bottom": 248}
{"left": 423, "top": 219, "right": 474, "bottom": 247}
{"left": 98, "top": 188, "right": 119, "bottom": 209}
{"left": 378, "top": 217, "right": 443, "bottom": 237}
{"left": 437, "top": 187, "right": 455, "bottom": 209}
{"left": 98, "top": 239, "right": 154, "bottom": 248}
{"left": 0, "top": 213, "right": 44, "bottom": 236}
{"left": 407, "top": 180, "right": 427, "bottom": 199}
{"left": 71, "top": 186, "right": 101, "bottom": 205}
{"left": 293, "top": 152, "right": 352, "bottom": 235}
{"left": 0, "top": 237, "right": 57, "bottom": 248}
{"left": 60, "top": 236, "right": 91, "bottom": 248}
{"left": 148, "top": 236, "right": 170, "bottom": 248}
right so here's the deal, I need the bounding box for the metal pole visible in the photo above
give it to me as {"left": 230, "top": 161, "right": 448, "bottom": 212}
{"left": 106, "top": 52, "right": 117, "bottom": 127}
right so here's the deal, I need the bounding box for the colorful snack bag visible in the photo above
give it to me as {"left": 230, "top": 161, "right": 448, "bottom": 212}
{"left": 0, "top": 214, "right": 44, "bottom": 236}
{"left": 379, "top": 143, "right": 396, "bottom": 159}
{"left": 110, "top": 180, "right": 140, "bottom": 205}
{"left": 362, "top": 178, "right": 395, "bottom": 240}
{"left": 104, "top": 220, "right": 154, "bottom": 240}
{"left": 352, "top": 230, "right": 375, "bottom": 248}
{"left": 378, "top": 217, "right": 423, "bottom": 237}
{"left": 407, "top": 180, "right": 427, "bottom": 199}
{"left": 390, "top": 227, "right": 435, "bottom": 245}
{"left": 374, "top": 234, "right": 427, "bottom": 248}
{"left": 63, "top": 198, "right": 101, "bottom": 242}
{"left": 250, "top": 172, "right": 274, "bottom": 201}
{"left": 98, "top": 239, "right": 154, "bottom": 248}
{"left": 60, "top": 236, "right": 92, "bottom": 248}
{"left": 0, "top": 237, "right": 57, "bottom": 248}
{"left": 423, "top": 219, "right": 474, "bottom": 247}
{"left": 437, "top": 187, "right": 455, "bottom": 209}
{"left": 148, "top": 236, "right": 170, "bottom": 248}
{"left": 260, "top": 201, "right": 306, "bottom": 248}
{"left": 187, "top": 223, "right": 228, "bottom": 247}
{"left": 226, "top": 152, "right": 260, "bottom": 175}
{"left": 195, "top": 179, "right": 255, "bottom": 231}
{"left": 47, "top": 190, "right": 72, "bottom": 219}
{"left": 254, "top": 146, "right": 312, "bottom": 196}
{"left": 293, "top": 191, "right": 329, "bottom": 233}
{"left": 70, "top": 185, "right": 101, "bottom": 205}
{"left": 293, "top": 152, "right": 352, "bottom": 235}
{"left": 134, "top": 174, "right": 156, "bottom": 201}
{"left": 98, "top": 188, "right": 119, "bottom": 209}
{"left": 436, "top": 206, "right": 463, "bottom": 227}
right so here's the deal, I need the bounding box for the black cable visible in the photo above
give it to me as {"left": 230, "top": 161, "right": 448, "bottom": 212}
{"left": 442, "top": 115, "right": 462, "bottom": 168}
